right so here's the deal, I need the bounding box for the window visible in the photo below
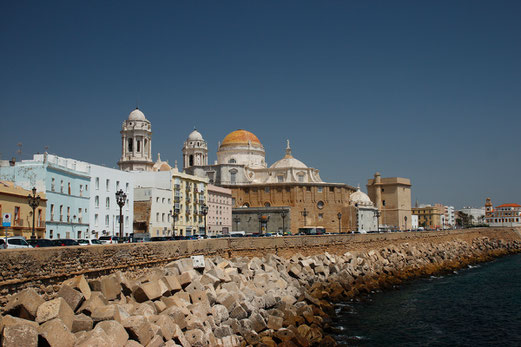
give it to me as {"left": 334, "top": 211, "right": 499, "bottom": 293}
{"left": 265, "top": 187, "right": 270, "bottom": 193}
{"left": 125, "top": 216, "right": 129, "bottom": 225}
{"left": 116, "top": 181, "right": 120, "bottom": 191}
{"left": 95, "top": 214, "right": 99, "bottom": 225}
{"left": 306, "top": 186, "right": 311, "bottom": 192}
{"left": 317, "top": 201, "right": 324, "bottom": 209}
{"left": 59, "top": 205, "right": 63, "bottom": 221}
{"left": 85, "top": 184, "right": 88, "bottom": 191}
{"left": 95, "top": 196, "right": 99, "bottom": 208}
{"left": 105, "top": 215, "right": 109, "bottom": 226}
{"left": 228, "top": 159, "right": 236, "bottom": 164}
{"left": 230, "top": 171, "right": 237, "bottom": 184}
{"left": 162, "top": 213, "right": 165, "bottom": 222}
{"left": 298, "top": 174, "right": 305, "bottom": 183}
{"left": 50, "top": 204, "right": 54, "bottom": 221}
{"left": 13, "top": 206, "right": 20, "bottom": 224}
{"left": 126, "top": 183, "right": 129, "bottom": 192}
{"left": 68, "top": 182, "right": 71, "bottom": 195}
{"left": 51, "top": 178, "right": 55, "bottom": 191}
{"left": 318, "top": 213, "right": 323, "bottom": 220}
{"left": 67, "top": 207, "right": 70, "bottom": 223}
{"left": 106, "top": 179, "right": 110, "bottom": 191}
{"left": 277, "top": 176, "right": 284, "bottom": 183}
{"left": 264, "top": 202, "right": 271, "bottom": 207}
{"left": 137, "top": 140, "right": 141, "bottom": 152}
{"left": 60, "top": 180, "right": 64, "bottom": 193}
{"left": 329, "top": 187, "right": 334, "bottom": 192}
{"left": 106, "top": 197, "right": 110, "bottom": 208}
{"left": 156, "top": 213, "right": 160, "bottom": 222}
{"left": 49, "top": 230, "right": 53, "bottom": 239}
{"left": 95, "top": 177, "right": 99, "bottom": 190}
{"left": 80, "top": 185, "right": 83, "bottom": 197}
{"left": 383, "top": 200, "right": 386, "bottom": 206}
{"left": 317, "top": 187, "right": 323, "bottom": 193}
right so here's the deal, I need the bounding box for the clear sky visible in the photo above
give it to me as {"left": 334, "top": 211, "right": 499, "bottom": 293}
{"left": 1, "top": 1, "right": 520, "bottom": 209}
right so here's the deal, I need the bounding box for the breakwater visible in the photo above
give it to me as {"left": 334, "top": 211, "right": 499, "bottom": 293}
{"left": 0, "top": 228, "right": 519, "bottom": 346}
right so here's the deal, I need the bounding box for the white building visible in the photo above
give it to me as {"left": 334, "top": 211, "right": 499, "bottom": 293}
{"left": 411, "top": 214, "right": 419, "bottom": 229}
{"left": 89, "top": 164, "right": 134, "bottom": 239}
{"left": 460, "top": 206, "right": 486, "bottom": 225}
{"left": 349, "top": 187, "right": 378, "bottom": 232}
{"left": 444, "top": 205, "right": 455, "bottom": 229}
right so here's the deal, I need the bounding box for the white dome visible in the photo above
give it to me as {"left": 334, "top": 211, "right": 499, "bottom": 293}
{"left": 188, "top": 129, "right": 203, "bottom": 141}
{"left": 128, "top": 108, "right": 146, "bottom": 121}
{"left": 270, "top": 157, "right": 308, "bottom": 169}
{"left": 350, "top": 187, "right": 374, "bottom": 207}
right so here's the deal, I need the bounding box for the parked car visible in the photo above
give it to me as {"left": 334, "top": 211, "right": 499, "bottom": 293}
{"left": 150, "top": 237, "right": 171, "bottom": 242}
{"left": 77, "top": 239, "right": 102, "bottom": 246}
{"left": 98, "top": 236, "right": 120, "bottom": 244}
{"left": 0, "top": 236, "right": 33, "bottom": 249}
{"left": 52, "top": 239, "right": 79, "bottom": 246}
{"left": 27, "top": 238, "right": 54, "bottom": 248}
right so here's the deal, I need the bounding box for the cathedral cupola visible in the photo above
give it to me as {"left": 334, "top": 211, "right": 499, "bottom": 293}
{"left": 117, "top": 107, "right": 154, "bottom": 172}
{"left": 183, "top": 128, "right": 208, "bottom": 170}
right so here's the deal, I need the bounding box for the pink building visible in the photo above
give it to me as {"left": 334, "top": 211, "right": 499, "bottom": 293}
{"left": 207, "top": 184, "right": 232, "bottom": 235}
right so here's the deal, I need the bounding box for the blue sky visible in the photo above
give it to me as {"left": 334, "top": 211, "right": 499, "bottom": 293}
{"left": 1, "top": 1, "right": 520, "bottom": 209}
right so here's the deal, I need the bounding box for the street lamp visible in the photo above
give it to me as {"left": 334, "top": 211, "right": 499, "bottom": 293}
{"left": 115, "top": 189, "right": 127, "bottom": 239}
{"left": 281, "top": 210, "right": 287, "bottom": 235}
{"left": 201, "top": 204, "right": 208, "bottom": 237}
{"left": 376, "top": 210, "right": 381, "bottom": 232}
{"left": 233, "top": 216, "right": 240, "bottom": 231}
{"left": 337, "top": 212, "right": 342, "bottom": 233}
{"left": 27, "top": 187, "right": 41, "bottom": 240}
{"left": 170, "top": 209, "right": 178, "bottom": 236}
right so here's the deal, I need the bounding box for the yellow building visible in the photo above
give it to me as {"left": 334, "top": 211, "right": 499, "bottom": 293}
{"left": 171, "top": 167, "right": 208, "bottom": 236}
{"left": 0, "top": 181, "right": 47, "bottom": 239}
{"left": 412, "top": 205, "right": 443, "bottom": 229}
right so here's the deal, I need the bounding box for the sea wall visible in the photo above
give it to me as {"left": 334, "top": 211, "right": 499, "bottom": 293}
{"left": 0, "top": 228, "right": 519, "bottom": 303}
{"left": 0, "top": 228, "right": 520, "bottom": 346}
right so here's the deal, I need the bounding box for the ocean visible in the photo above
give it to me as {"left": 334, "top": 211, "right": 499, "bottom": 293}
{"left": 331, "top": 253, "right": 521, "bottom": 346}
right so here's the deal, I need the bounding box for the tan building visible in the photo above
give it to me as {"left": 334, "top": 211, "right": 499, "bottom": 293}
{"left": 229, "top": 183, "right": 355, "bottom": 235}
{"left": 367, "top": 172, "right": 412, "bottom": 230}
{"left": 412, "top": 204, "right": 443, "bottom": 229}
{"left": 207, "top": 185, "right": 232, "bottom": 235}
{"left": 0, "top": 181, "right": 47, "bottom": 238}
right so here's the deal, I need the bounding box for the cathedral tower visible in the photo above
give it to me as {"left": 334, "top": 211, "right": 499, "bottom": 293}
{"left": 182, "top": 129, "right": 208, "bottom": 170}
{"left": 118, "top": 108, "right": 154, "bottom": 172}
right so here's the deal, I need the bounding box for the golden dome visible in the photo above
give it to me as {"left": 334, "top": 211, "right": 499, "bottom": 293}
{"left": 221, "top": 129, "right": 262, "bottom": 148}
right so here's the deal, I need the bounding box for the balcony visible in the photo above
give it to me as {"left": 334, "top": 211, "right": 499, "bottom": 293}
{"left": 174, "top": 196, "right": 182, "bottom": 202}
{"left": 174, "top": 184, "right": 181, "bottom": 190}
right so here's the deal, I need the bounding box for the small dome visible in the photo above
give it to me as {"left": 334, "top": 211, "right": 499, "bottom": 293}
{"left": 350, "top": 187, "right": 374, "bottom": 207}
{"left": 221, "top": 130, "right": 262, "bottom": 148}
{"left": 128, "top": 108, "right": 146, "bottom": 121}
{"left": 188, "top": 129, "right": 203, "bottom": 141}
{"left": 270, "top": 157, "right": 308, "bottom": 169}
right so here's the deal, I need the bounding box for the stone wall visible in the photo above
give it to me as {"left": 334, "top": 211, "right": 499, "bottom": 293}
{"left": 0, "top": 228, "right": 519, "bottom": 304}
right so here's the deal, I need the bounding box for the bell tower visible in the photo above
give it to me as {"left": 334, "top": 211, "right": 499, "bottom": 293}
{"left": 182, "top": 129, "right": 208, "bottom": 170}
{"left": 118, "top": 107, "right": 154, "bottom": 172}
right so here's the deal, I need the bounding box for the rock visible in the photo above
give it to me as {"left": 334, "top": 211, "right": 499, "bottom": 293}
{"left": 214, "top": 325, "right": 233, "bottom": 338}
{"left": 229, "top": 305, "right": 247, "bottom": 320}
{"left": 133, "top": 281, "right": 168, "bottom": 303}
{"left": 155, "top": 315, "right": 177, "bottom": 340}
{"left": 58, "top": 284, "right": 85, "bottom": 311}
{"left": 72, "top": 313, "right": 93, "bottom": 332}
{"left": 161, "top": 275, "right": 182, "bottom": 292}
{"left": 38, "top": 318, "right": 76, "bottom": 347}
{"left": 77, "top": 291, "right": 108, "bottom": 315}
{"left": 4, "top": 288, "right": 44, "bottom": 320}
{"left": 124, "top": 340, "right": 144, "bottom": 347}
{"left": 146, "top": 335, "right": 164, "bottom": 347}
{"left": 75, "top": 325, "right": 116, "bottom": 347}
{"left": 63, "top": 275, "right": 92, "bottom": 300}
{"left": 211, "top": 304, "right": 229, "bottom": 324}
{"left": 122, "top": 316, "right": 155, "bottom": 346}
{"left": 96, "top": 320, "right": 129, "bottom": 347}
{"left": 36, "top": 297, "right": 74, "bottom": 331}
{"left": 184, "top": 328, "right": 204, "bottom": 346}
{"left": 91, "top": 305, "right": 120, "bottom": 322}
{"left": 274, "top": 328, "right": 295, "bottom": 342}
{"left": 2, "top": 321, "right": 38, "bottom": 347}
{"left": 249, "top": 312, "right": 267, "bottom": 333}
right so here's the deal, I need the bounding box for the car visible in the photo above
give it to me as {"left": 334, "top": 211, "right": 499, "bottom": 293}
{"left": 52, "top": 239, "right": 79, "bottom": 246}
{"left": 0, "top": 236, "right": 33, "bottom": 249}
{"left": 27, "top": 238, "right": 54, "bottom": 248}
{"left": 98, "top": 236, "right": 120, "bottom": 244}
{"left": 77, "top": 239, "right": 102, "bottom": 246}
{"left": 150, "top": 237, "right": 171, "bottom": 242}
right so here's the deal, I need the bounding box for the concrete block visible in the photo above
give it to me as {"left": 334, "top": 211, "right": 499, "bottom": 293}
{"left": 101, "top": 275, "right": 122, "bottom": 301}
{"left": 184, "top": 279, "right": 205, "bottom": 294}
{"left": 267, "top": 315, "right": 283, "bottom": 330}
{"left": 216, "top": 293, "right": 237, "bottom": 312}
{"left": 188, "top": 302, "right": 210, "bottom": 320}
{"left": 200, "top": 273, "right": 220, "bottom": 287}
{"left": 4, "top": 288, "right": 44, "bottom": 321}
{"left": 242, "top": 329, "right": 260, "bottom": 345}
{"left": 97, "top": 320, "right": 129, "bottom": 347}
{"left": 76, "top": 325, "right": 116, "bottom": 347}
{"left": 133, "top": 281, "right": 164, "bottom": 303}
{"left": 58, "top": 284, "right": 85, "bottom": 311}
{"left": 38, "top": 318, "right": 76, "bottom": 347}
{"left": 211, "top": 304, "right": 229, "bottom": 324}
{"left": 77, "top": 291, "right": 108, "bottom": 315}
{"left": 214, "top": 325, "right": 233, "bottom": 339}
{"left": 161, "top": 275, "right": 182, "bottom": 292}
{"left": 185, "top": 329, "right": 204, "bottom": 346}
{"left": 155, "top": 315, "right": 176, "bottom": 341}
{"left": 146, "top": 335, "right": 164, "bottom": 347}
{"left": 171, "top": 323, "right": 192, "bottom": 347}
{"left": 161, "top": 306, "right": 187, "bottom": 330}
{"left": 63, "top": 275, "right": 92, "bottom": 301}
{"left": 249, "top": 312, "right": 267, "bottom": 333}
{"left": 36, "top": 297, "right": 74, "bottom": 331}
{"left": 125, "top": 341, "right": 145, "bottom": 347}
{"left": 72, "top": 313, "right": 93, "bottom": 333}
{"left": 91, "top": 305, "right": 120, "bottom": 323}
{"left": 2, "top": 321, "right": 38, "bottom": 347}
{"left": 122, "top": 316, "right": 155, "bottom": 346}
{"left": 185, "top": 314, "right": 204, "bottom": 330}
{"left": 0, "top": 315, "right": 39, "bottom": 332}
{"left": 153, "top": 300, "right": 167, "bottom": 313}
{"left": 178, "top": 270, "right": 199, "bottom": 287}
{"left": 229, "top": 305, "right": 247, "bottom": 320}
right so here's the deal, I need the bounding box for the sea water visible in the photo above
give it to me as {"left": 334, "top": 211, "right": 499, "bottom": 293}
{"left": 331, "top": 253, "right": 521, "bottom": 346}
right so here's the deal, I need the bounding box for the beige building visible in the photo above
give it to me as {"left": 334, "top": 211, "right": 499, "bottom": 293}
{"left": 412, "top": 204, "right": 443, "bottom": 229}
{"left": 367, "top": 172, "right": 412, "bottom": 230}
{"left": 207, "top": 185, "right": 232, "bottom": 235}
{"left": 0, "top": 181, "right": 47, "bottom": 239}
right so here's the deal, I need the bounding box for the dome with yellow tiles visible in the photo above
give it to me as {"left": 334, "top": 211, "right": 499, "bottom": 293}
{"left": 220, "top": 129, "right": 262, "bottom": 148}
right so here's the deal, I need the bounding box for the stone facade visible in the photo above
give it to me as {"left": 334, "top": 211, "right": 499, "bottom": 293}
{"left": 0, "top": 181, "right": 47, "bottom": 239}
{"left": 118, "top": 108, "right": 154, "bottom": 172}
{"left": 232, "top": 206, "right": 291, "bottom": 234}
{"left": 367, "top": 172, "right": 412, "bottom": 230}
{"left": 228, "top": 183, "right": 354, "bottom": 235}
{"left": 412, "top": 204, "right": 444, "bottom": 229}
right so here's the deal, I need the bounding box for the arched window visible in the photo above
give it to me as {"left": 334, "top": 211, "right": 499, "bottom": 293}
{"left": 128, "top": 138, "right": 133, "bottom": 152}
{"left": 242, "top": 203, "right": 250, "bottom": 208}
{"left": 230, "top": 170, "right": 237, "bottom": 184}
{"left": 228, "top": 159, "right": 236, "bottom": 164}
{"left": 137, "top": 140, "right": 141, "bottom": 152}
{"left": 264, "top": 202, "right": 271, "bottom": 207}
{"left": 189, "top": 155, "right": 194, "bottom": 167}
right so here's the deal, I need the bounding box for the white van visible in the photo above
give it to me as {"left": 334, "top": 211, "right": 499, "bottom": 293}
{"left": 0, "top": 236, "right": 33, "bottom": 249}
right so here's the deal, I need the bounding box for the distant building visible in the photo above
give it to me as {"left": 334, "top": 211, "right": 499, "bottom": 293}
{"left": 412, "top": 204, "right": 444, "bottom": 229}
{"left": 118, "top": 108, "right": 154, "bottom": 172}
{"left": 348, "top": 187, "right": 378, "bottom": 232}
{"left": 367, "top": 172, "right": 412, "bottom": 230}
{"left": 0, "top": 181, "right": 47, "bottom": 239}
{"left": 485, "top": 198, "right": 521, "bottom": 227}
{"left": 0, "top": 154, "right": 90, "bottom": 239}
{"left": 207, "top": 185, "right": 232, "bottom": 235}
{"left": 459, "top": 206, "right": 485, "bottom": 225}
{"left": 443, "top": 205, "right": 455, "bottom": 229}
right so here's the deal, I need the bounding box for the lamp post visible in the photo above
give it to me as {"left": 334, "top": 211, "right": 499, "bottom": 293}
{"left": 376, "top": 210, "right": 381, "bottom": 232}
{"left": 337, "top": 212, "right": 342, "bottom": 234}
{"left": 170, "top": 209, "right": 178, "bottom": 236}
{"left": 27, "top": 187, "right": 41, "bottom": 240}
{"left": 201, "top": 204, "right": 208, "bottom": 237}
{"left": 115, "top": 189, "right": 127, "bottom": 239}
{"left": 281, "top": 210, "right": 287, "bottom": 235}
{"left": 233, "top": 216, "right": 240, "bottom": 231}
